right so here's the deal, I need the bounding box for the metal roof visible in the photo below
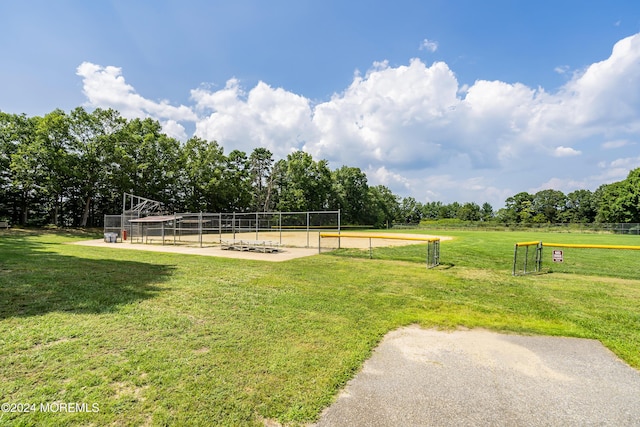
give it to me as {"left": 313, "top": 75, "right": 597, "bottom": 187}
{"left": 128, "top": 215, "right": 182, "bottom": 223}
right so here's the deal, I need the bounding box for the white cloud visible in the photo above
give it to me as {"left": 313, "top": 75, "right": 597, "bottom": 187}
{"left": 366, "top": 165, "right": 412, "bottom": 190}
{"left": 554, "top": 65, "right": 570, "bottom": 74}
{"left": 530, "top": 177, "right": 589, "bottom": 195}
{"left": 192, "top": 79, "right": 314, "bottom": 157}
{"left": 609, "top": 156, "right": 640, "bottom": 170}
{"left": 306, "top": 59, "right": 460, "bottom": 168}
{"left": 161, "top": 120, "right": 188, "bottom": 141}
{"left": 419, "top": 39, "right": 438, "bottom": 52}
{"left": 553, "top": 146, "right": 581, "bottom": 157}
{"left": 557, "top": 34, "right": 640, "bottom": 128}
{"left": 76, "top": 62, "right": 196, "bottom": 122}
{"left": 75, "top": 32, "right": 640, "bottom": 208}
{"left": 602, "top": 139, "right": 631, "bottom": 149}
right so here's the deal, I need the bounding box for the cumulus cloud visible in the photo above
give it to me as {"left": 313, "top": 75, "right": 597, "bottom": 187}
{"left": 191, "top": 79, "right": 314, "bottom": 157}
{"left": 306, "top": 59, "right": 460, "bottom": 168}
{"left": 366, "top": 165, "right": 412, "bottom": 190}
{"left": 161, "top": 120, "right": 188, "bottom": 141}
{"left": 75, "top": 32, "right": 640, "bottom": 207}
{"left": 556, "top": 35, "right": 640, "bottom": 128}
{"left": 76, "top": 62, "right": 197, "bottom": 122}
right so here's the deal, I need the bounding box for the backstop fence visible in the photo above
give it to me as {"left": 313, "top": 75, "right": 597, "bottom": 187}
{"left": 104, "top": 210, "right": 341, "bottom": 248}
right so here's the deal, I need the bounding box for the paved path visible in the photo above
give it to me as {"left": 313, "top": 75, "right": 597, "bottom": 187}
{"left": 315, "top": 326, "right": 640, "bottom": 426}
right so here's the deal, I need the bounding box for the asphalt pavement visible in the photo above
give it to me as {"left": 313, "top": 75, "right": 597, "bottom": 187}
{"left": 314, "top": 326, "right": 640, "bottom": 426}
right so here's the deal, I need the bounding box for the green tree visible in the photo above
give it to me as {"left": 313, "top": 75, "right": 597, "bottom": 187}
{"left": 0, "top": 112, "right": 34, "bottom": 223}
{"left": 179, "top": 137, "right": 226, "bottom": 212}
{"left": 221, "top": 149, "right": 252, "bottom": 212}
{"left": 9, "top": 110, "right": 75, "bottom": 225}
{"left": 438, "top": 202, "right": 461, "bottom": 219}
{"left": 368, "top": 185, "right": 399, "bottom": 228}
{"left": 274, "top": 151, "right": 332, "bottom": 212}
{"left": 420, "top": 201, "right": 442, "bottom": 220}
{"left": 503, "top": 192, "right": 534, "bottom": 223}
{"left": 37, "top": 109, "right": 75, "bottom": 225}
{"left": 532, "top": 189, "right": 567, "bottom": 223}
{"left": 396, "top": 197, "right": 422, "bottom": 223}
{"left": 458, "top": 202, "right": 481, "bottom": 221}
{"left": 248, "top": 147, "right": 274, "bottom": 211}
{"left": 68, "top": 107, "right": 127, "bottom": 226}
{"left": 331, "top": 166, "right": 370, "bottom": 225}
{"left": 120, "top": 118, "right": 182, "bottom": 209}
{"left": 594, "top": 168, "right": 640, "bottom": 223}
{"left": 481, "top": 202, "right": 494, "bottom": 221}
{"left": 560, "top": 189, "right": 596, "bottom": 223}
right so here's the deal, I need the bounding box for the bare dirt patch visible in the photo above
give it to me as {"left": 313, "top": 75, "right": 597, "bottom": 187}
{"left": 72, "top": 232, "right": 450, "bottom": 262}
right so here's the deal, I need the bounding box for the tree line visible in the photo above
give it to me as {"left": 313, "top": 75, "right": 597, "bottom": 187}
{"left": 0, "top": 108, "right": 401, "bottom": 227}
{"left": 1, "top": 108, "right": 638, "bottom": 228}
{"left": 495, "top": 169, "right": 640, "bottom": 224}
{"left": 377, "top": 170, "right": 640, "bottom": 225}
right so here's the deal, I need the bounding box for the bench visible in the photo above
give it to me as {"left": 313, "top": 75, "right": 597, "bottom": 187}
{"left": 220, "top": 239, "right": 280, "bottom": 253}
{"left": 0, "top": 221, "right": 10, "bottom": 229}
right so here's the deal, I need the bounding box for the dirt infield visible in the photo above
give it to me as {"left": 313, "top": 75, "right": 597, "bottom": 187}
{"left": 73, "top": 231, "right": 450, "bottom": 262}
{"left": 216, "top": 231, "right": 450, "bottom": 249}
{"left": 71, "top": 239, "right": 319, "bottom": 262}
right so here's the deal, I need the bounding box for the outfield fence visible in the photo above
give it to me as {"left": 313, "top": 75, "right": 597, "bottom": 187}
{"left": 513, "top": 240, "right": 640, "bottom": 275}
{"left": 319, "top": 232, "right": 440, "bottom": 268}
{"left": 406, "top": 222, "right": 640, "bottom": 234}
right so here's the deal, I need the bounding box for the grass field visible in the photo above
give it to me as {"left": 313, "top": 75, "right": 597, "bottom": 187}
{"left": 0, "top": 229, "right": 639, "bottom": 426}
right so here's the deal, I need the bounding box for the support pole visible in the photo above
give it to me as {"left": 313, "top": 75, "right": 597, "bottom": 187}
{"left": 427, "top": 242, "right": 430, "bottom": 269}
{"left": 306, "top": 212, "right": 310, "bottom": 248}
{"left": 199, "top": 212, "right": 203, "bottom": 248}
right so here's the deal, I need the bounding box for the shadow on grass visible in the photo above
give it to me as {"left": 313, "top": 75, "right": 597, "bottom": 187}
{"left": 0, "top": 233, "right": 173, "bottom": 318}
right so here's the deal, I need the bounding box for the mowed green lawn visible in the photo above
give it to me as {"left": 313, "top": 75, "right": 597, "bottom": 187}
{"left": 0, "top": 229, "right": 638, "bottom": 426}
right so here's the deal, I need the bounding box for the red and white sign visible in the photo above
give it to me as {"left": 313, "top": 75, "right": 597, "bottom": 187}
{"left": 552, "top": 250, "right": 564, "bottom": 263}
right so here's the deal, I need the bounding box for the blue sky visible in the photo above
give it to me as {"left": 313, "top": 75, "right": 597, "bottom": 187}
{"left": 2, "top": 1, "right": 640, "bottom": 209}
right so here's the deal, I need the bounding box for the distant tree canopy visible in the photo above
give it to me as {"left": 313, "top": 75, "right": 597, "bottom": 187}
{"left": 493, "top": 169, "right": 640, "bottom": 224}
{"left": 1, "top": 108, "right": 638, "bottom": 227}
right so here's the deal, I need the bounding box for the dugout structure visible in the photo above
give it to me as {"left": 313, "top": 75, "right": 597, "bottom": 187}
{"left": 319, "top": 232, "right": 441, "bottom": 269}
{"left": 104, "top": 193, "right": 166, "bottom": 242}
{"left": 104, "top": 196, "right": 340, "bottom": 248}
{"left": 513, "top": 241, "right": 640, "bottom": 275}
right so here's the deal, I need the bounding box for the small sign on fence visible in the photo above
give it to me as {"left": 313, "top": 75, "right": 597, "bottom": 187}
{"left": 552, "top": 250, "right": 564, "bottom": 263}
